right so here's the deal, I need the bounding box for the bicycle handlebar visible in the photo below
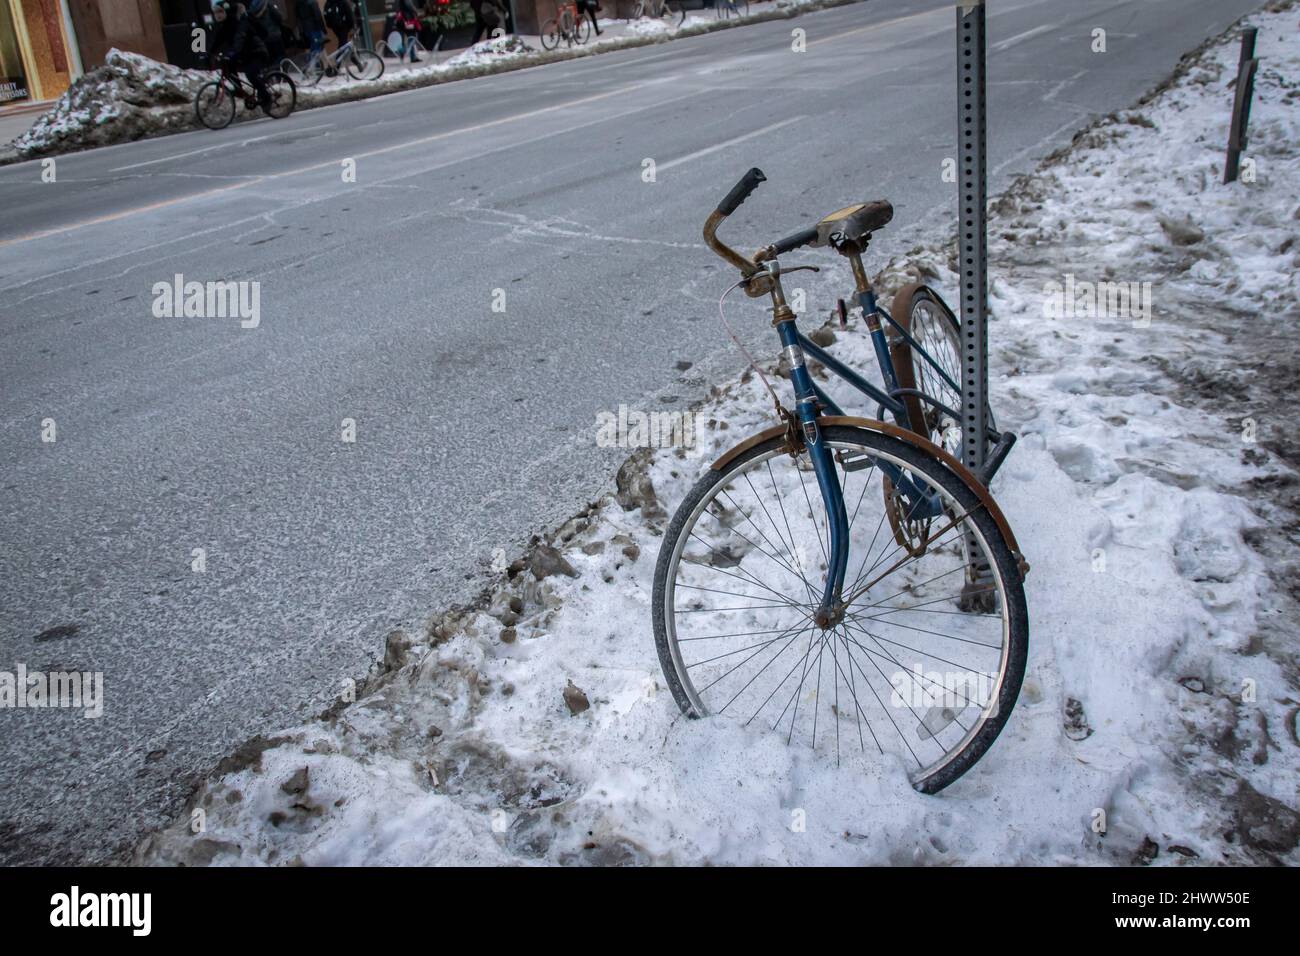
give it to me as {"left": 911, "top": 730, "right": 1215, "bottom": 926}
{"left": 704, "top": 167, "right": 769, "bottom": 278}
{"left": 716, "top": 167, "right": 766, "bottom": 216}
{"left": 770, "top": 226, "right": 818, "bottom": 256}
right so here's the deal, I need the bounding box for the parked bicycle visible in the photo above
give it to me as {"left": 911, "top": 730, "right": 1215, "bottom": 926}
{"left": 298, "top": 32, "right": 385, "bottom": 85}
{"left": 541, "top": 1, "right": 590, "bottom": 49}
{"left": 652, "top": 168, "right": 1029, "bottom": 793}
{"left": 715, "top": 0, "right": 748, "bottom": 19}
{"left": 194, "top": 64, "right": 297, "bottom": 130}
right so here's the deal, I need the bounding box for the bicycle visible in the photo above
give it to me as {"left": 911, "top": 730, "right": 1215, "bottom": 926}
{"left": 652, "top": 168, "right": 1029, "bottom": 793}
{"left": 194, "top": 63, "right": 297, "bottom": 130}
{"left": 541, "top": 1, "right": 590, "bottom": 50}
{"left": 298, "top": 33, "right": 385, "bottom": 86}
{"left": 714, "top": 0, "right": 748, "bottom": 19}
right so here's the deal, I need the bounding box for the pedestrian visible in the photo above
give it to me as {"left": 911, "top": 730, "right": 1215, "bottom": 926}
{"left": 322, "top": 0, "right": 356, "bottom": 48}
{"left": 211, "top": 0, "right": 272, "bottom": 111}
{"left": 295, "top": 0, "right": 327, "bottom": 61}
{"left": 578, "top": 0, "right": 602, "bottom": 36}
{"left": 394, "top": 0, "right": 423, "bottom": 62}
{"left": 248, "top": 0, "right": 287, "bottom": 64}
{"left": 470, "top": 0, "right": 508, "bottom": 44}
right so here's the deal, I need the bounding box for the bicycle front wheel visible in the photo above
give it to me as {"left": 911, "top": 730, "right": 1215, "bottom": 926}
{"left": 574, "top": 17, "right": 592, "bottom": 44}
{"left": 195, "top": 80, "right": 236, "bottom": 130}
{"left": 652, "top": 424, "right": 1028, "bottom": 793}
{"left": 263, "top": 71, "right": 297, "bottom": 119}
{"left": 540, "top": 18, "right": 561, "bottom": 50}
{"left": 346, "top": 50, "right": 385, "bottom": 81}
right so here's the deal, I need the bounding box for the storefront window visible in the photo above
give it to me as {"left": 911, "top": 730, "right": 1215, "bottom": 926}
{"left": 0, "top": 0, "right": 32, "bottom": 105}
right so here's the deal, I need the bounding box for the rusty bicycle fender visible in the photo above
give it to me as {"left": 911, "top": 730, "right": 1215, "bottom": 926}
{"left": 710, "top": 414, "right": 1029, "bottom": 579}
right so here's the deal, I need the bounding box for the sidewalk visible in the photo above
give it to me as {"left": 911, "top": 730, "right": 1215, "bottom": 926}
{"left": 351, "top": 4, "right": 777, "bottom": 76}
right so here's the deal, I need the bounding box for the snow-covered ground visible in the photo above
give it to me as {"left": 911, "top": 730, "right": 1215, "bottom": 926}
{"left": 138, "top": 4, "right": 1299, "bottom": 866}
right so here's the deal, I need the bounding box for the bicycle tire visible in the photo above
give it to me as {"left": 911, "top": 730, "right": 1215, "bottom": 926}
{"left": 574, "top": 16, "right": 591, "bottom": 44}
{"left": 195, "top": 80, "right": 236, "bottom": 130}
{"left": 888, "top": 284, "right": 991, "bottom": 458}
{"left": 263, "top": 71, "right": 297, "bottom": 119}
{"left": 540, "top": 17, "right": 561, "bottom": 50}
{"left": 652, "top": 424, "right": 1028, "bottom": 793}
{"left": 345, "top": 49, "right": 385, "bottom": 81}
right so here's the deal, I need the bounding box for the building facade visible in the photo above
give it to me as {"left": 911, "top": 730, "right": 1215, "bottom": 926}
{"left": 0, "top": 0, "right": 80, "bottom": 106}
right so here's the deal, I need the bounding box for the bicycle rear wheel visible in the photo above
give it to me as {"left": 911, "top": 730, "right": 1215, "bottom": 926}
{"left": 652, "top": 424, "right": 1028, "bottom": 793}
{"left": 195, "top": 80, "right": 236, "bottom": 130}
{"left": 889, "top": 286, "right": 981, "bottom": 458}
{"left": 574, "top": 16, "right": 591, "bottom": 44}
{"left": 346, "top": 50, "right": 385, "bottom": 80}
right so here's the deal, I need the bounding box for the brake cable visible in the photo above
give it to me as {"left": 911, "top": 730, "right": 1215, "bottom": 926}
{"left": 717, "top": 279, "right": 785, "bottom": 421}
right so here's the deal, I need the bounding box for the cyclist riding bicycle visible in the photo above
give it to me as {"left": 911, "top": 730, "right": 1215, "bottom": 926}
{"left": 211, "top": 0, "right": 273, "bottom": 112}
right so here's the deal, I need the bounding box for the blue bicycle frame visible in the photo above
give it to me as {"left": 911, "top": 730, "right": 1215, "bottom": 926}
{"left": 777, "top": 285, "right": 954, "bottom": 623}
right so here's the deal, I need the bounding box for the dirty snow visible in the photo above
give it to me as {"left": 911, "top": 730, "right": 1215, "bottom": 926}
{"left": 138, "top": 4, "right": 1300, "bottom": 866}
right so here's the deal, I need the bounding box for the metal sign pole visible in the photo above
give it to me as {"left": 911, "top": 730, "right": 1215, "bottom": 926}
{"left": 956, "top": 0, "right": 988, "bottom": 475}
{"left": 356, "top": 0, "right": 374, "bottom": 50}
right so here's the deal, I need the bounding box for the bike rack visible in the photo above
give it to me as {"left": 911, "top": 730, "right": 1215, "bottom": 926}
{"left": 376, "top": 36, "right": 432, "bottom": 63}
{"left": 278, "top": 57, "right": 310, "bottom": 81}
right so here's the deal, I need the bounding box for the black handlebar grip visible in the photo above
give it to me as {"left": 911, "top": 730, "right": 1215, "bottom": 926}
{"left": 716, "top": 168, "right": 767, "bottom": 216}
{"left": 772, "top": 226, "right": 819, "bottom": 255}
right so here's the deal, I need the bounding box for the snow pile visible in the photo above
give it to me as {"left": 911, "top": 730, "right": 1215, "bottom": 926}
{"left": 14, "top": 50, "right": 207, "bottom": 156}
{"left": 138, "top": 4, "right": 1299, "bottom": 866}
{"left": 443, "top": 35, "right": 535, "bottom": 68}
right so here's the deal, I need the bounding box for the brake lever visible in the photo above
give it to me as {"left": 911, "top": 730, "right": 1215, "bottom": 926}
{"left": 741, "top": 263, "right": 820, "bottom": 298}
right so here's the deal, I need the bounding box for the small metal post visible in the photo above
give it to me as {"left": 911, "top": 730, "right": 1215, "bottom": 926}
{"left": 956, "top": 0, "right": 988, "bottom": 475}
{"left": 356, "top": 0, "right": 374, "bottom": 51}
{"left": 1224, "top": 27, "right": 1258, "bottom": 185}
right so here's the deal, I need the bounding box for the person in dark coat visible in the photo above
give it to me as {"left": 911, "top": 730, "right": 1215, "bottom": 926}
{"left": 248, "top": 0, "right": 287, "bottom": 63}
{"left": 322, "top": 0, "right": 355, "bottom": 48}
{"left": 211, "top": 0, "right": 273, "bottom": 109}
{"left": 469, "top": 0, "right": 508, "bottom": 44}
{"left": 578, "top": 0, "right": 601, "bottom": 35}
{"left": 295, "top": 0, "right": 327, "bottom": 59}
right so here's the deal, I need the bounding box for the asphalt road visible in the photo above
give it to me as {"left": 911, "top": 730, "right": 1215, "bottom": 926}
{"left": 0, "top": 0, "right": 1262, "bottom": 864}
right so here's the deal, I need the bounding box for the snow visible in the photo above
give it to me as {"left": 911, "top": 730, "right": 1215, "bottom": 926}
{"left": 14, "top": 50, "right": 206, "bottom": 156}
{"left": 137, "top": 4, "right": 1299, "bottom": 866}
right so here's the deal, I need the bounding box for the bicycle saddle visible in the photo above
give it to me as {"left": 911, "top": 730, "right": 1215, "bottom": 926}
{"left": 816, "top": 201, "right": 893, "bottom": 248}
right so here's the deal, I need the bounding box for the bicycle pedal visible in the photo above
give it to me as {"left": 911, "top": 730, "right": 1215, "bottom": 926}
{"left": 839, "top": 451, "right": 874, "bottom": 472}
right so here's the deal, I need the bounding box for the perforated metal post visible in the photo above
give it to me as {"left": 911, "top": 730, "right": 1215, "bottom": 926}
{"left": 957, "top": 0, "right": 989, "bottom": 474}
{"left": 956, "top": 1, "right": 995, "bottom": 610}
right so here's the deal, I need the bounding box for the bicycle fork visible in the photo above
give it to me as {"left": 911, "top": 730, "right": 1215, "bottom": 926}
{"left": 778, "top": 310, "right": 946, "bottom": 629}
{"left": 777, "top": 320, "right": 851, "bottom": 628}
